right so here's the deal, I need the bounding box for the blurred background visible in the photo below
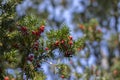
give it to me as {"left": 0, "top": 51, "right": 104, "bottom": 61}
{"left": 1, "top": 0, "right": 120, "bottom": 80}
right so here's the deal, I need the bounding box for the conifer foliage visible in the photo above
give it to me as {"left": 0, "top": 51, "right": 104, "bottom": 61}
{"left": 0, "top": 1, "right": 85, "bottom": 79}
{"left": 1, "top": 0, "right": 120, "bottom": 80}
